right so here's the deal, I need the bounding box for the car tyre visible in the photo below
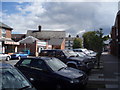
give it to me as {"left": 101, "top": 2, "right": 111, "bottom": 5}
{"left": 6, "top": 56, "right": 10, "bottom": 61}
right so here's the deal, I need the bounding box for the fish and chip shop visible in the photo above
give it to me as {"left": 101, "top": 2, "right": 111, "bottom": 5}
{"left": 2, "top": 40, "right": 19, "bottom": 54}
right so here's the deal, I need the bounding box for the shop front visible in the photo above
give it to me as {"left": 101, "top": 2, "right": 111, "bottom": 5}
{"left": 2, "top": 40, "right": 19, "bottom": 54}
{"left": 0, "top": 41, "right": 2, "bottom": 53}
{"left": 37, "top": 41, "right": 47, "bottom": 53}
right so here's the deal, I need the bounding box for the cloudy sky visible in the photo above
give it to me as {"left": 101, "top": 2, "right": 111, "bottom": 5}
{"left": 0, "top": 0, "right": 119, "bottom": 37}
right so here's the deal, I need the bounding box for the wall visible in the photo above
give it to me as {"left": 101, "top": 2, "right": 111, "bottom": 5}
{"left": 6, "top": 29, "right": 11, "bottom": 38}
{"left": 110, "top": 11, "right": 120, "bottom": 58}
{"left": 18, "top": 42, "right": 37, "bottom": 56}
{"left": 61, "top": 39, "right": 65, "bottom": 50}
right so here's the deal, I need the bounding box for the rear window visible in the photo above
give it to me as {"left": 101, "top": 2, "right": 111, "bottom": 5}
{"left": 40, "top": 50, "right": 55, "bottom": 57}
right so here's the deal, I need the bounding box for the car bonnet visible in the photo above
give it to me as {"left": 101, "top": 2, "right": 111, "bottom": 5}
{"left": 55, "top": 67, "right": 84, "bottom": 79}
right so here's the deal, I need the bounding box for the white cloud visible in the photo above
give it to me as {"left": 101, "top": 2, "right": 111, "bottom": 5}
{"left": 1, "top": 2, "right": 118, "bottom": 36}
{"left": 1, "top": 0, "right": 120, "bottom": 2}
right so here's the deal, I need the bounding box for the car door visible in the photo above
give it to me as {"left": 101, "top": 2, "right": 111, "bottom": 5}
{"left": 29, "top": 59, "right": 56, "bottom": 88}
{"left": 15, "top": 59, "right": 33, "bottom": 79}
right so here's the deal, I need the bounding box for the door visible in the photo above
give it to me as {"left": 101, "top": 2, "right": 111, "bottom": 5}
{"left": 29, "top": 59, "right": 56, "bottom": 88}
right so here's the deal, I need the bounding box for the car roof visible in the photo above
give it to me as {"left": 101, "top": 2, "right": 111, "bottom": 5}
{"left": 0, "top": 62, "right": 13, "bottom": 69}
{"left": 22, "top": 57, "right": 56, "bottom": 61}
{"left": 41, "top": 49, "right": 72, "bottom": 52}
{"left": 41, "top": 49, "right": 62, "bottom": 51}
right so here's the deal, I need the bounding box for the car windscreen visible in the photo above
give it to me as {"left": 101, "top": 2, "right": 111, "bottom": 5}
{"left": 0, "top": 67, "right": 31, "bottom": 89}
{"left": 63, "top": 50, "right": 78, "bottom": 57}
{"left": 82, "top": 49, "right": 90, "bottom": 54}
{"left": 45, "top": 58, "right": 67, "bottom": 71}
{"left": 75, "top": 52, "right": 84, "bottom": 57}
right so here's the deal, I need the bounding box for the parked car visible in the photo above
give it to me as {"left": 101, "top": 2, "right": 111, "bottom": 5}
{"left": 88, "top": 50, "right": 97, "bottom": 56}
{"left": 15, "top": 57, "right": 88, "bottom": 89}
{"left": 11, "top": 51, "right": 29, "bottom": 60}
{"left": 73, "top": 48, "right": 97, "bottom": 57}
{"left": 0, "top": 53, "right": 11, "bottom": 61}
{"left": 39, "top": 49, "right": 94, "bottom": 72}
{"left": 73, "top": 49, "right": 97, "bottom": 63}
{"left": 0, "top": 62, "right": 36, "bottom": 90}
{"left": 74, "top": 51, "right": 96, "bottom": 64}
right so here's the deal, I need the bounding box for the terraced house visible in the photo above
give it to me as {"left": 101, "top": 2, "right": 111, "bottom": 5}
{"left": 0, "top": 22, "right": 19, "bottom": 54}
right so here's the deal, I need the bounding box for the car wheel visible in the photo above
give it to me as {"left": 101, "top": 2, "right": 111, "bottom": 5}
{"left": 6, "top": 56, "right": 10, "bottom": 61}
{"left": 56, "top": 84, "right": 62, "bottom": 90}
{"left": 18, "top": 56, "right": 21, "bottom": 60}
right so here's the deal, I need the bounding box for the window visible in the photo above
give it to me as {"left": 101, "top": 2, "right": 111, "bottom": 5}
{"left": 48, "top": 51, "right": 55, "bottom": 57}
{"left": 30, "top": 60, "right": 48, "bottom": 71}
{"left": 2, "top": 29, "right": 6, "bottom": 38}
{"left": 40, "top": 51, "right": 49, "bottom": 56}
{"left": 21, "top": 59, "right": 31, "bottom": 66}
{"left": 56, "top": 51, "right": 65, "bottom": 58}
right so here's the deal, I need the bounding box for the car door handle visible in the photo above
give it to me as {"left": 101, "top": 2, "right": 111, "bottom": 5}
{"left": 30, "top": 78, "right": 34, "bottom": 81}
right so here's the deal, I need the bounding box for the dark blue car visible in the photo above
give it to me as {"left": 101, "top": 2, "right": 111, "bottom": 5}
{"left": 15, "top": 57, "right": 88, "bottom": 89}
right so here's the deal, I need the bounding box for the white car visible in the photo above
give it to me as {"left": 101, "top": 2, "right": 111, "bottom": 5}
{"left": 0, "top": 53, "right": 11, "bottom": 61}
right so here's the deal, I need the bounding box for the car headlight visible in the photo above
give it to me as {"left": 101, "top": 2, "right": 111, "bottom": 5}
{"left": 70, "top": 79, "right": 79, "bottom": 83}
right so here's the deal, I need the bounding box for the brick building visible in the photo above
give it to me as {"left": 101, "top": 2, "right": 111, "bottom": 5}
{"left": 27, "top": 26, "right": 66, "bottom": 50}
{"left": 0, "top": 22, "right": 19, "bottom": 54}
{"left": 65, "top": 35, "right": 75, "bottom": 49}
{"left": 110, "top": 10, "right": 120, "bottom": 58}
{"left": 18, "top": 36, "right": 49, "bottom": 56}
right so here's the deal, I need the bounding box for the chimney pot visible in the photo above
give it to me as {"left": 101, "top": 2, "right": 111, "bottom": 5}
{"left": 38, "top": 25, "right": 41, "bottom": 31}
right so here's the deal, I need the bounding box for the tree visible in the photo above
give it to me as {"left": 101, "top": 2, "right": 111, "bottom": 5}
{"left": 73, "top": 37, "right": 82, "bottom": 49}
{"left": 82, "top": 28, "right": 107, "bottom": 68}
{"left": 82, "top": 31, "right": 96, "bottom": 50}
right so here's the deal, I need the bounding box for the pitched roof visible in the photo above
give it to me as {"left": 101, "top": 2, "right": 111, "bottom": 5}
{"left": 27, "top": 30, "right": 66, "bottom": 39}
{"left": 19, "top": 36, "right": 40, "bottom": 44}
{"left": 0, "top": 22, "right": 13, "bottom": 30}
{"left": 48, "top": 38, "right": 64, "bottom": 45}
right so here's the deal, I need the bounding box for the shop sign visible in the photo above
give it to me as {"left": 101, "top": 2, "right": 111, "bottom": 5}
{"left": 4, "top": 41, "right": 20, "bottom": 45}
{"left": 37, "top": 41, "right": 46, "bottom": 46}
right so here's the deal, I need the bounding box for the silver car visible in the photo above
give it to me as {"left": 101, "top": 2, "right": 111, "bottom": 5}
{"left": 0, "top": 53, "right": 11, "bottom": 61}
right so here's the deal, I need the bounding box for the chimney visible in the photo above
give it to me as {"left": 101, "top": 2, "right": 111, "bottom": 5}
{"left": 38, "top": 25, "right": 41, "bottom": 32}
